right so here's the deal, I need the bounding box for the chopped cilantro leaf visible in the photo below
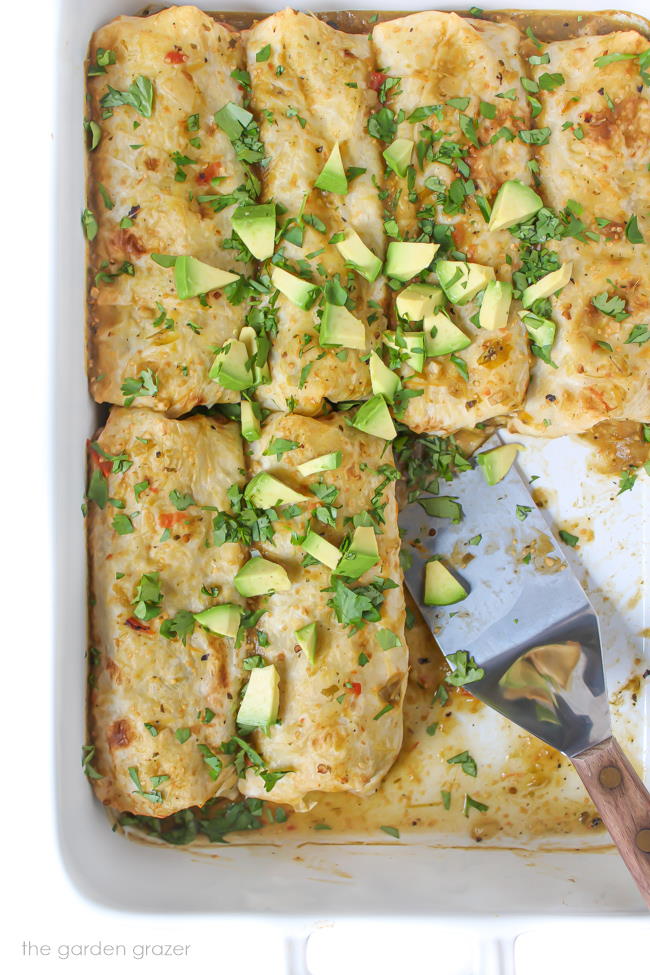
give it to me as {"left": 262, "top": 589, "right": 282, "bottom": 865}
{"left": 446, "top": 650, "right": 484, "bottom": 687}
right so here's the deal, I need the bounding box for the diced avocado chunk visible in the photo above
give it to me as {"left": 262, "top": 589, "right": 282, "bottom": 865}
{"left": 335, "top": 229, "right": 383, "bottom": 283}
{"left": 336, "top": 526, "right": 379, "bottom": 580}
{"left": 488, "top": 180, "right": 544, "bottom": 232}
{"left": 423, "top": 560, "right": 468, "bottom": 606}
{"left": 423, "top": 312, "right": 471, "bottom": 357}
{"left": 319, "top": 303, "right": 366, "bottom": 350}
{"left": 522, "top": 312, "right": 556, "bottom": 349}
{"left": 301, "top": 530, "right": 341, "bottom": 570}
{"left": 174, "top": 255, "right": 239, "bottom": 299}
{"left": 194, "top": 603, "right": 242, "bottom": 638}
{"left": 315, "top": 141, "right": 348, "bottom": 195}
{"left": 383, "top": 137, "right": 414, "bottom": 178}
{"left": 214, "top": 102, "right": 254, "bottom": 140}
{"left": 396, "top": 283, "right": 446, "bottom": 322}
{"left": 522, "top": 262, "right": 572, "bottom": 309}
{"left": 436, "top": 260, "right": 495, "bottom": 305}
{"left": 476, "top": 443, "right": 522, "bottom": 485}
{"left": 271, "top": 266, "right": 319, "bottom": 310}
{"left": 296, "top": 451, "right": 342, "bottom": 477}
{"left": 237, "top": 664, "right": 280, "bottom": 729}
{"left": 352, "top": 394, "right": 397, "bottom": 441}
{"left": 234, "top": 557, "right": 291, "bottom": 597}
{"left": 209, "top": 339, "right": 254, "bottom": 391}
{"left": 385, "top": 241, "right": 438, "bottom": 282}
{"left": 383, "top": 330, "right": 426, "bottom": 373}
{"left": 240, "top": 400, "right": 261, "bottom": 443}
{"left": 231, "top": 202, "right": 276, "bottom": 261}
{"left": 244, "top": 471, "right": 308, "bottom": 507}
{"left": 479, "top": 280, "right": 513, "bottom": 331}
{"left": 239, "top": 325, "right": 270, "bottom": 385}
{"left": 369, "top": 349, "right": 401, "bottom": 402}
{"left": 295, "top": 622, "right": 318, "bottom": 664}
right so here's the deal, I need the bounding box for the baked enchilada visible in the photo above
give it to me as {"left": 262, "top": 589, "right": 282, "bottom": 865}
{"left": 87, "top": 407, "right": 247, "bottom": 815}
{"left": 83, "top": 6, "right": 649, "bottom": 843}
{"left": 244, "top": 9, "right": 388, "bottom": 413}
{"left": 86, "top": 6, "right": 253, "bottom": 416}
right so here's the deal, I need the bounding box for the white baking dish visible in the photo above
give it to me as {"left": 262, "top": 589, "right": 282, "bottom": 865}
{"left": 53, "top": 0, "right": 649, "bottom": 919}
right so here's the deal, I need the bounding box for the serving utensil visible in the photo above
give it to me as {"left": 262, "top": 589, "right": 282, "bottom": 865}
{"left": 399, "top": 432, "right": 650, "bottom": 907}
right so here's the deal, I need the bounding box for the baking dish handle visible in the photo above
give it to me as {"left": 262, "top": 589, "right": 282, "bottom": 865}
{"left": 572, "top": 736, "right": 650, "bottom": 909}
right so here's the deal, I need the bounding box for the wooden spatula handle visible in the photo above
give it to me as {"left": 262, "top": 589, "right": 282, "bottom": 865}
{"left": 572, "top": 736, "right": 650, "bottom": 908}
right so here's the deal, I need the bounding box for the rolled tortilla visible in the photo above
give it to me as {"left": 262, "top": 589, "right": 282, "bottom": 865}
{"left": 237, "top": 412, "right": 408, "bottom": 809}
{"left": 512, "top": 30, "right": 650, "bottom": 436}
{"left": 372, "top": 12, "right": 531, "bottom": 435}
{"left": 87, "top": 407, "right": 247, "bottom": 816}
{"left": 86, "top": 5, "right": 251, "bottom": 416}
{"left": 245, "top": 8, "right": 387, "bottom": 413}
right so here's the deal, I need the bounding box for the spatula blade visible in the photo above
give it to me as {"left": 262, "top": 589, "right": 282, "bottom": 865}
{"left": 399, "top": 433, "right": 611, "bottom": 757}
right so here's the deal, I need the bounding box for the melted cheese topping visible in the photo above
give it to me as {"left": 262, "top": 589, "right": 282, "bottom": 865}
{"left": 87, "top": 6, "right": 250, "bottom": 415}
{"left": 88, "top": 408, "right": 247, "bottom": 816}
{"left": 245, "top": 9, "right": 386, "bottom": 413}
{"left": 238, "top": 413, "right": 407, "bottom": 809}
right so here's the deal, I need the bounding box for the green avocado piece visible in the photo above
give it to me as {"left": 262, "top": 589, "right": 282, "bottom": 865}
{"left": 194, "top": 603, "right": 243, "bottom": 638}
{"left": 522, "top": 312, "right": 556, "bottom": 349}
{"left": 423, "top": 312, "right": 471, "bottom": 357}
{"left": 522, "top": 262, "right": 572, "bottom": 309}
{"left": 369, "top": 350, "right": 401, "bottom": 402}
{"left": 295, "top": 622, "right": 318, "bottom": 664}
{"left": 208, "top": 339, "right": 254, "bottom": 391}
{"left": 271, "top": 266, "right": 319, "bottom": 310}
{"left": 335, "top": 229, "right": 383, "bottom": 282}
{"left": 479, "top": 280, "right": 513, "bottom": 331}
{"left": 174, "top": 255, "right": 240, "bottom": 299}
{"left": 301, "top": 530, "right": 341, "bottom": 570}
{"left": 476, "top": 443, "right": 522, "bottom": 485}
{"left": 352, "top": 394, "right": 397, "bottom": 441}
{"left": 231, "top": 202, "right": 276, "bottom": 261}
{"left": 214, "top": 102, "right": 254, "bottom": 140}
{"left": 237, "top": 664, "right": 280, "bottom": 729}
{"left": 383, "top": 137, "right": 414, "bottom": 178}
{"left": 423, "top": 560, "right": 468, "bottom": 606}
{"left": 436, "top": 260, "right": 495, "bottom": 305}
{"left": 315, "top": 141, "right": 348, "bottom": 194}
{"left": 396, "top": 283, "right": 446, "bottom": 322}
{"left": 336, "top": 525, "right": 379, "bottom": 580}
{"left": 238, "top": 325, "right": 270, "bottom": 385}
{"left": 234, "top": 557, "right": 291, "bottom": 597}
{"left": 240, "top": 400, "right": 261, "bottom": 443}
{"left": 296, "top": 451, "right": 342, "bottom": 477}
{"left": 244, "top": 471, "right": 308, "bottom": 507}
{"left": 488, "top": 180, "right": 544, "bottom": 232}
{"left": 385, "top": 241, "right": 438, "bottom": 282}
{"left": 319, "top": 303, "right": 366, "bottom": 350}
{"left": 383, "top": 330, "right": 426, "bottom": 373}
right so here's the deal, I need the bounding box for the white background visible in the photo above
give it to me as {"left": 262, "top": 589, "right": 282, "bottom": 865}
{"left": 0, "top": 1, "right": 648, "bottom": 970}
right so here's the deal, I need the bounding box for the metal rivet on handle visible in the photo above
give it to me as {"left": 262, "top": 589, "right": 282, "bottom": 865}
{"left": 636, "top": 829, "right": 650, "bottom": 853}
{"left": 599, "top": 765, "right": 622, "bottom": 789}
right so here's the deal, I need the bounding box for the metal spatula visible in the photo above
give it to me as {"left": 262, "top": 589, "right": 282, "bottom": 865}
{"left": 399, "top": 431, "right": 650, "bottom": 908}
